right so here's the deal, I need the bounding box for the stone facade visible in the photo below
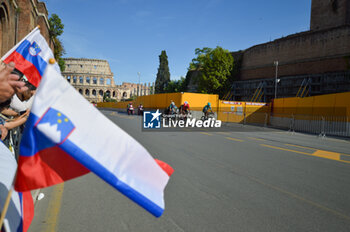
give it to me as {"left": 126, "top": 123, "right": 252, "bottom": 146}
{"left": 62, "top": 58, "right": 154, "bottom": 102}
{"left": 0, "top": 0, "right": 52, "bottom": 57}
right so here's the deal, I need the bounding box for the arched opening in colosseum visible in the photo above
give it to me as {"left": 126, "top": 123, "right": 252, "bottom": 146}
{"left": 106, "top": 90, "right": 111, "bottom": 97}
{"left": 85, "top": 89, "right": 90, "bottom": 96}
{"left": 99, "top": 78, "right": 104, "bottom": 85}
{"left": 106, "top": 79, "right": 111, "bottom": 85}
{"left": 123, "top": 92, "right": 127, "bottom": 98}
{"left": 93, "top": 77, "right": 97, "bottom": 85}
{"left": 92, "top": 89, "right": 96, "bottom": 96}
{"left": 67, "top": 76, "right": 71, "bottom": 82}
{"left": 79, "top": 89, "right": 83, "bottom": 94}
{"left": 0, "top": 3, "right": 9, "bottom": 56}
{"left": 79, "top": 77, "right": 83, "bottom": 84}
{"left": 99, "top": 90, "right": 103, "bottom": 96}
{"left": 113, "top": 91, "right": 116, "bottom": 97}
{"left": 73, "top": 76, "right": 77, "bottom": 83}
{"left": 86, "top": 77, "right": 90, "bottom": 84}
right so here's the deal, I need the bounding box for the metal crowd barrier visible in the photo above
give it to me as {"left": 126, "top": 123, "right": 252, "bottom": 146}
{"left": 223, "top": 112, "right": 350, "bottom": 137}
{"left": 267, "top": 114, "right": 349, "bottom": 137}
{"left": 2, "top": 125, "right": 23, "bottom": 161}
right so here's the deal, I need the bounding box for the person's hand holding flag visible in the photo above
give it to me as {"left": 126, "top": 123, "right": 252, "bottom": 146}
{"left": 0, "top": 62, "right": 28, "bottom": 103}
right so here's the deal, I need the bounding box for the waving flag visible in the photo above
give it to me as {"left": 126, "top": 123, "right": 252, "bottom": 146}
{"left": 1, "top": 27, "right": 60, "bottom": 87}
{"left": 0, "top": 142, "right": 33, "bottom": 232}
{"left": 13, "top": 30, "right": 172, "bottom": 218}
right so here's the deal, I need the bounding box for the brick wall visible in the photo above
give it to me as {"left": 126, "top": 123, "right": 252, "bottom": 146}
{"left": 0, "top": 0, "right": 51, "bottom": 57}
{"left": 241, "top": 57, "right": 349, "bottom": 80}
{"left": 310, "top": 0, "right": 350, "bottom": 31}
{"left": 240, "top": 26, "right": 350, "bottom": 80}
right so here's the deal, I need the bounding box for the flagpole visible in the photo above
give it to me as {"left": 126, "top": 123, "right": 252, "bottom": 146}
{"left": 0, "top": 188, "right": 13, "bottom": 229}
{"left": 0, "top": 169, "right": 18, "bottom": 229}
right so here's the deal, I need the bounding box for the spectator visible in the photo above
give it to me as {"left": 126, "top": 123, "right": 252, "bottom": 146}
{"left": 10, "top": 81, "right": 36, "bottom": 114}
{"left": 0, "top": 98, "right": 29, "bottom": 141}
{"left": 0, "top": 62, "right": 29, "bottom": 143}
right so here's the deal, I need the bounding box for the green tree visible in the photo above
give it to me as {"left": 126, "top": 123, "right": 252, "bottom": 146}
{"left": 48, "top": 14, "right": 64, "bottom": 37}
{"left": 49, "top": 14, "right": 65, "bottom": 72}
{"left": 189, "top": 47, "right": 213, "bottom": 70}
{"left": 155, "top": 50, "right": 171, "bottom": 93}
{"left": 191, "top": 46, "right": 234, "bottom": 97}
{"left": 164, "top": 77, "right": 187, "bottom": 93}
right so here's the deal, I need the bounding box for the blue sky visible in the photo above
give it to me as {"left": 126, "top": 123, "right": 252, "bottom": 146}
{"left": 43, "top": 0, "right": 311, "bottom": 85}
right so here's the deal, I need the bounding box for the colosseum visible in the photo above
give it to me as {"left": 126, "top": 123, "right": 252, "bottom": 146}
{"left": 62, "top": 58, "right": 154, "bottom": 102}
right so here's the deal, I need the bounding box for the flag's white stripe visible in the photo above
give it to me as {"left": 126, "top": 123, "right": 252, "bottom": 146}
{"left": 0, "top": 142, "right": 22, "bottom": 231}
{"left": 32, "top": 64, "right": 169, "bottom": 209}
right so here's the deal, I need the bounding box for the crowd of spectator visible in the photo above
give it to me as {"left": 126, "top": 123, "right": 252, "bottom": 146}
{"left": 0, "top": 61, "right": 35, "bottom": 159}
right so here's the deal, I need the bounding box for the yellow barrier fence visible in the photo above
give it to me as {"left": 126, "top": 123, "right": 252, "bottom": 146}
{"left": 218, "top": 101, "right": 245, "bottom": 123}
{"left": 272, "top": 92, "right": 350, "bottom": 120}
{"left": 98, "top": 92, "right": 219, "bottom": 112}
{"left": 97, "top": 91, "right": 350, "bottom": 124}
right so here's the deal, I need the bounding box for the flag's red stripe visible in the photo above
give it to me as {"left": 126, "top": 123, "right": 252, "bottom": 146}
{"left": 15, "top": 146, "right": 90, "bottom": 191}
{"left": 4, "top": 51, "right": 41, "bottom": 87}
{"left": 22, "top": 191, "right": 34, "bottom": 232}
{"left": 155, "top": 159, "right": 174, "bottom": 177}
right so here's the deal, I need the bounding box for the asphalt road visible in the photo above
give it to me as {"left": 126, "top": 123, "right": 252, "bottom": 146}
{"left": 29, "top": 109, "right": 350, "bottom": 232}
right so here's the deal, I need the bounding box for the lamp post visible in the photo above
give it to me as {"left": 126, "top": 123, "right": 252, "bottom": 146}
{"left": 137, "top": 72, "right": 140, "bottom": 97}
{"left": 274, "top": 61, "right": 279, "bottom": 99}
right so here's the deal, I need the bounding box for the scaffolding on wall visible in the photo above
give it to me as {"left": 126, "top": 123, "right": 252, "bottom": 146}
{"left": 227, "top": 71, "right": 350, "bottom": 102}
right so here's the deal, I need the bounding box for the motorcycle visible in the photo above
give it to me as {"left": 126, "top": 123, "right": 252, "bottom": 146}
{"left": 127, "top": 104, "right": 134, "bottom": 115}
{"left": 138, "top": 105, "right": 144, "bottom": 115}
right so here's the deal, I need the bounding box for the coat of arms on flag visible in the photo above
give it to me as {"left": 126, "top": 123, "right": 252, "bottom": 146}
{"left": 28, "top": 42, "right": 41, "bottom": 56}
{"left": 35, "top": 108, "right": 75, "bottom": 145}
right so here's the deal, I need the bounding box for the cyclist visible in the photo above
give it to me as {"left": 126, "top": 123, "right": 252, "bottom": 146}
{"left": 202, "top": 102, "right": 212, "bottom": 118}
{"left": 169, "top": 101, "right": 177, "bottom": 115}
{"left": 181, "top": 101, "right": 190, "bottom": 115}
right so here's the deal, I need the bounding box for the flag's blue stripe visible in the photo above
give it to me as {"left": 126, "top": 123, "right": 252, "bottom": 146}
{"left": 16, "top": 40, "right": 47, "bottom": 76}
{"left": 59, "top": 139, "right": 164, "bottom": 217}
{"left": 20, "top": 113, "right": 44, "bottom": 156}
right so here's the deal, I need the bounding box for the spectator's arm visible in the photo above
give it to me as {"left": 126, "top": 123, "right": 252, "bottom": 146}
{"left": 1, "top": 108, "right": 19, "bottom": 117}
{"left": 4, "top": 114, "right": 27, "bottom": 130}
{"left": 0, "top": 125, "right": 8, "bottom": 140}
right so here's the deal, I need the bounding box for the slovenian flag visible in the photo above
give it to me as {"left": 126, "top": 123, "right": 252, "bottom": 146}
{"left": 0, "top": 142, "right": 33, "bottom": 232}
{"left": 12, "top": 29, "right": 173, "bottom": 217}
{"left": 1, "top": 27, "right": 60, "bottom": 87}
